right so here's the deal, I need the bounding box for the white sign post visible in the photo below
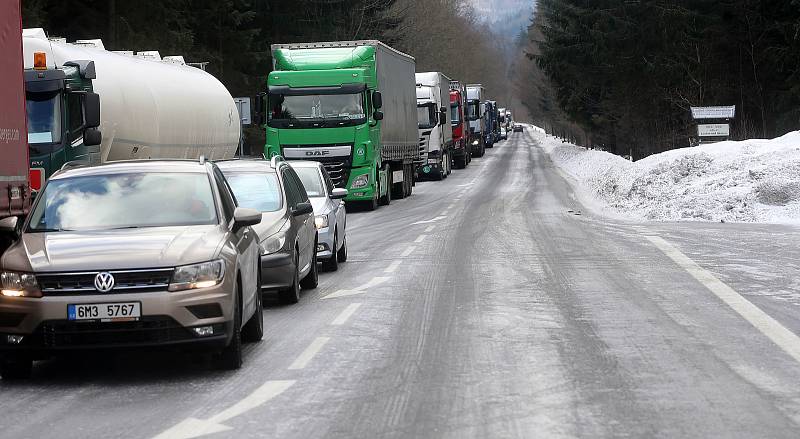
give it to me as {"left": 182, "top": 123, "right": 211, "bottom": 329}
{"left": 233, "top": 97, "right": 251, "bottom": 156}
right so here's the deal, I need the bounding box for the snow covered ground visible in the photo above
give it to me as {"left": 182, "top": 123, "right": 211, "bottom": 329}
{"left": 532, "top": 126, "right": 800, "bottom": 224}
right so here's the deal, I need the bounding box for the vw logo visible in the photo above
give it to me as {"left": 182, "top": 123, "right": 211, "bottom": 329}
{"left": 94, "top": 272, "right": 115, "bottom": 293}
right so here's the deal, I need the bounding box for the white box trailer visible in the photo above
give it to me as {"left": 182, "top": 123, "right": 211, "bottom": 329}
{"left": 415, "top": 71, "right": 453, "bottom": 180}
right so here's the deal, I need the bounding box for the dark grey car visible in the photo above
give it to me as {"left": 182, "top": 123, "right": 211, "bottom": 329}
{"left": 217, "top": 157, "right": 318, "bottom": 304}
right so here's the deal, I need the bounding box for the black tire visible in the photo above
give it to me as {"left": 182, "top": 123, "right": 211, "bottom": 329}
{"left": 337, "top": 235, "right": 348, "bottom": 262}
{"left": 217, "top": 285, "right": 243, "bottom": 370}
{"left": 300, "top": 238, "right": 318, "bottom": 289}
{"left": 278, "top": 251, "right": 301, "bottom": 304}
{"left": 404, "top": 166, "right": 413, "bottom": 196}
{"left": 321, "top": 231, "right": 339, "bottom": 272}
{"left": 379, "top": 169, "right": 392, "bottom": 206}
{"left": 445, "top": 152, "right": 452, "bottom": 176}
{"left": 242, "top": 274, "right": 263, "bottom": 343}
{"left": 1, "top": 357, "right": 32, "bottom": 380}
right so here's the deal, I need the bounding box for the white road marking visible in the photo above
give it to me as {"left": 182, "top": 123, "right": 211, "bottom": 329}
{"left": 401, "top": 246, "right": 416, "bottom": 257}
{"left": 647, "top": 235, "right": 800, "bottom": 364}
{"left": 414, "top": 234, "right": 427, "bottom": 243}
{"left": 322, "top": 276, "right": 390, "bottom": 300}
{"left": 153, "top": 380, "right": 295, "bottom": 439}
{"left": 424, "top": 225, "right": 435, "bottom": 233}
{"left": 384, "top": 260, "right": 402, "bottom": 273}
{"left": 288, "top": 337, "right": 330, "bottom": 370}
{"left": 331, "top": 303, "right": 362, "bottom": 325}
{"left": 410, "top": 215, "right": 447, "bottom": 225}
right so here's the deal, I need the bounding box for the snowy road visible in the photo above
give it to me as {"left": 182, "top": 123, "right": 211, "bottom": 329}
{"left": 1, "top": 131, "right": 800, "bottom": 438}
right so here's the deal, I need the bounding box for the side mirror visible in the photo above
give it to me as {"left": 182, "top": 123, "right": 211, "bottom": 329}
{"left": 83, "top": 128, "right": 102, "bottom": 146}
{"left": 232, "top": 207, "right": 262, "bottom": 231}
{"left": 292, "top": 202, "right": 313, "bottom": 217}
{"left": 0, "top": 216, "right": 19, "bottom": 236}
{"left": 373, "top": 110, "right": 384, "bottom": 121}
{"left": 254, "top": 92, "right": 266, "bottom": 125}
{"left": 372, "top": 91, "right": 383, "bottom": 109}
{"left": 330, "top": 188, "right": 348, "bottom": 200}
{"left": 84, "top": 92, "right": 101, "bottom": 128}
{"left": 440, "top": 109, "right": 447, "bottom": 126}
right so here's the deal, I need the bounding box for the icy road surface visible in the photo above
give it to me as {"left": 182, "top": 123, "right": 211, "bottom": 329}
{"left": 1, "top": 131, "right": 800, "bottom": 438}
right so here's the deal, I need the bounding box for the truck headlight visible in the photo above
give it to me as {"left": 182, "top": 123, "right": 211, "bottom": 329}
{"left": 169, "top": 260, "right": 225, "bottom": 292}
{"left": 314, "top": 214, "right": 329, "bottom": 230}
{"left": 351, "top": 173, "right": 369, "bottom": 189}
{"left": 0, "top": 271, "right": 42, "bottom": 298}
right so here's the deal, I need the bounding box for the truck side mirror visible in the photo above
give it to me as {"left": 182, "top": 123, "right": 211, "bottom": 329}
{"left": 84, "top": 128, "right": 102, "bottom": 146}
{"left": 440, "top": 109, "right": 447, "bottom": 126}
{"left": 373, "top": 110, "right": 384, "bottom": 121}
{"left": 84, "top": 92, "right": 101, "bottom": 128}
{"left": 254, "top": 92, "right": 266, "bottom": 125}
{"left": 372, "top": 91, "right": 383, "bottom": 109}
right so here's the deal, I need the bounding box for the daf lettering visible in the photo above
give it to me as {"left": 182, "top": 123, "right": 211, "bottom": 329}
{"left": 305, "top": 150, "right": 330, "bottom": 157}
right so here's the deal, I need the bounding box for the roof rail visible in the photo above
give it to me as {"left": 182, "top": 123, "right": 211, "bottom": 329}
{"left": 60, "top": 160, "right": 91, "bottom": 171}
{"left": 270, "top": 155, "right": 285, "bottom": 168}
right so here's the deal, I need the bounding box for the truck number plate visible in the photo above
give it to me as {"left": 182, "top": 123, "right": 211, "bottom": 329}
{"left": 68, "top": 302, "right": 141, "bottom": 322}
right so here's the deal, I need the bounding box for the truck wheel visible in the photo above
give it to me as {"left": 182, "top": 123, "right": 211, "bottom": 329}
{"left": 379, "top": 168, "right": 392, "bottom": 205}
{"left": 445, "top": 152, "right": 452, "bottom": 175}
{"left": 392, "top": 168, "right": 405, "bottom": 200}
{"left": 405, "top": 166, "right": 414, "bottom": 196}
{"left": 1, "top": 357, "right": 32, "bottom": 380}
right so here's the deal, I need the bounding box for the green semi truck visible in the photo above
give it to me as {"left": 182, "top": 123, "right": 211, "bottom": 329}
{"left": 261, "top": 41, "right": 419, "bottom": 209}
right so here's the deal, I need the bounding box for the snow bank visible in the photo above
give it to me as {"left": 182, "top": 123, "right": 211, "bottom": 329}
{"left": 533, "top": 127, "right": 800, "bottom": 224}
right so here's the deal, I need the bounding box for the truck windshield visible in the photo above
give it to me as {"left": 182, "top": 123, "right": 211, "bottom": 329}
{"left": 27, "top": 173, "right": 217, "bottom": 232}
{"left": 268, "top": 92, "right": 366, "bottom": 128}
{"left": 466, "top": 101, "right": 480, "bottom": 121}
{"left": 450, "top": 104, "right": 461, "bottom": 125}
{"left": 26, "top": 91, "right": 62, "bottom": 144}
{"left": 417, "top": 103, "right": 437, "bottom": 129}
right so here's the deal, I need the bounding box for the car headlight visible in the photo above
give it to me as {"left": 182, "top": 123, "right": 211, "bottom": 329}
{"left": 261, "top": 221, "right": 290, "bottom": 255}
{"left": 0, "top": 271, "right": 42, "bottom": 298}
{"left": 314, "top": 214, "right": 329, "bottom": 230}
{"left": 472, "top": 140, "right": 479, "bottom": 146}
{"left": 169, "top": 260, "right": 225, "bottom": 292}
{"left": 351, "top": 173, "right": 369, "bottom": 189}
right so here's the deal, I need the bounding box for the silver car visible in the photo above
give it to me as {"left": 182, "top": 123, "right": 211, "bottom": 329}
{"left": 289, "top": 161, "right": 348, "bottom": 271}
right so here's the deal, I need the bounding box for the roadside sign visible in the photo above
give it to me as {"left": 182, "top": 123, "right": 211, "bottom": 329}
{"left": 691, "top": 106, "right": 736, "bottom": 120}
{"left": 234, "top": 97, "right": 251, "bottom": 125}
{"left": 697, "top": 124, "right": 730, "bottom": 137}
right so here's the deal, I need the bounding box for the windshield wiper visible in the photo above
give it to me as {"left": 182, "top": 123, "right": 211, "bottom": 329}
{"left": 27, "top": 228, "right": 75, "bottom": 233}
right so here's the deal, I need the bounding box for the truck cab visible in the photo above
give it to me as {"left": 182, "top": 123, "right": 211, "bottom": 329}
{"left": 415, "top": 72, "right": 452, "bottom": 181}
{"left": 449, "top": 81, "right": 470, "bottom": 169}
{"left": 465, "top": 84, "right": 486, "bottom": 158}
{"left": 23, "top": 29, "right": 101, "bottom": 191}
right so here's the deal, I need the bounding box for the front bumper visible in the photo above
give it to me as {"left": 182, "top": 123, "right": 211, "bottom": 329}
{"left": 316, "top": 227, "right": 335, "bottom": 260}
{"left": 0, "top": 279, "right": 237, "bottom": 356}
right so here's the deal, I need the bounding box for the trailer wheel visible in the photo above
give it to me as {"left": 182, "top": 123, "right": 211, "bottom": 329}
{"left": 405, "top": 165, "right": 413, "bottom": 196}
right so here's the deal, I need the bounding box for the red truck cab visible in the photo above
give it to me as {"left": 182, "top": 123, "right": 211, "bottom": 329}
{"left": 449, "top": 82, "right": 471, "bottom": 169}
{"left": 0, "top": 0, "right": 30, "bottom": 247}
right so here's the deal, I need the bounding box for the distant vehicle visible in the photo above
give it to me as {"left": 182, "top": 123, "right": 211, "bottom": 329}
{"left": 500, "top": 127, "right": 509, "bottom": 140}
{"left": 0, "top": 1, "right": 30, "bottom": 255}
{"left": 217, "top": 158, "right": 318, "bottom": 304}
{"left": 264, "top": 40, "right": 419, "bottom": 210}
{"left": 0, "top": 159, "right": 264, "bottom": 378}
{"left": 23, "top": 28, "right": 239, "bottom": 188}
{"left": 513, "top": 124, "right": 524, "bottom": 133}
{"left": 484, "top": 100, "right": 499, "bottom": 148}
{"left": 416, "top": 72, "right": 453, "bottom": 180}
{"left": 506, "top": 111, "right": 513, "bottom": 129}
{"left": 449, "top": 81, "right": 471, "bottom": 169}
{"left": 289, "top": 161, "right": 348, "bottom": 271}
{"left": 466, "top": 84, "right": 486, "bottom": 157}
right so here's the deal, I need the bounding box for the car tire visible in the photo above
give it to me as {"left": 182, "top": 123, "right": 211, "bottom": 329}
{"left": 337, "top": 235, "right": 348, "bottom": 262}
{"left": 278, "top": 252, "right": 301, "bottom": 304}
{"left": 242, "top": 273, "right": 263, "bottom": 343}
{"left": 217, "top": 286, "right": 243, "bottom": 370}
{"left": 1, "top": 357, "right": 32, "bottom": 380}
{"left": 300, "top": 238, "right": 318, "bottom": 289}
{"left": 322, "top": 230, "right": 339, "bottom": 272}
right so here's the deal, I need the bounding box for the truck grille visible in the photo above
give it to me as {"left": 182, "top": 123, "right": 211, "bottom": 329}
{"left": 36, "top": 268, "right": 174, "bottom": 295}
{"left": 320, "top": 159, "right": 350, "bottom": 188}
{"left": 282, "top": 144, "right": 353, "bottom": 188}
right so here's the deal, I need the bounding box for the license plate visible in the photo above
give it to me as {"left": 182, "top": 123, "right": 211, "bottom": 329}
{"left": 68, "top": 302, "right": 141, "bottom": 322}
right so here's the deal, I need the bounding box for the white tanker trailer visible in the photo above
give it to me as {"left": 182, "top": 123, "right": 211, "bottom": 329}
{"left": 22, "top": 28, "right": 239, "bottom": 183}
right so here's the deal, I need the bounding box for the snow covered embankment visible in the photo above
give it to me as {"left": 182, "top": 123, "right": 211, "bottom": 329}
{"left": 534, "top": 128, "right": 800, "bottom": 224}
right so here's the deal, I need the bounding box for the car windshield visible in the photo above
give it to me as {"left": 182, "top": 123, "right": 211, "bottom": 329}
{"left": 26, "top": 91, "right": 62, "bottom": 144}
{"left": 27, "top": 172, "right": 217, "bottom": 232}
{"left": 466, "top": 101, "right": 480, "bottom": 121}
{"left": 450, "top": 103, "right": 460, "bottom": 125}
{"left": 292, "top": 166, "right": 325, "bottom": 198}
{"left": 268, "top": 92, "right": 366, "bottom": 128}
{"left": 223, "top": 172, "right": 283, "bottom": 212}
